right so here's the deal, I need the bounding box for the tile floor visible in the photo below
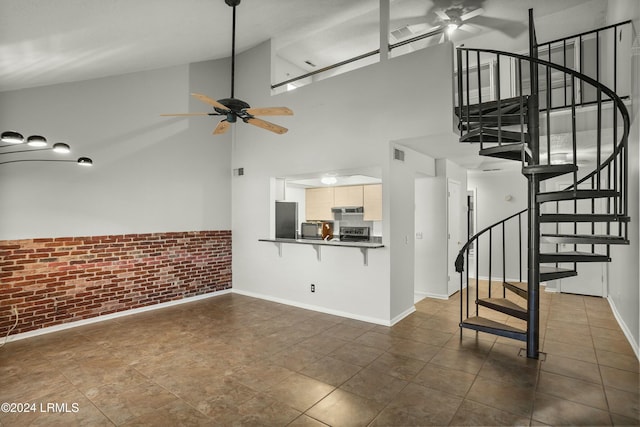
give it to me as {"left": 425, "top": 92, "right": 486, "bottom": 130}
{"left": 0, "top": 285, "right": 638, "bottom": 426}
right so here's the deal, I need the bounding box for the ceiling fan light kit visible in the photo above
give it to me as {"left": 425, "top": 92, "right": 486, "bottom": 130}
{"left": 162, "top": 0, "right": 293, "bottom": 136}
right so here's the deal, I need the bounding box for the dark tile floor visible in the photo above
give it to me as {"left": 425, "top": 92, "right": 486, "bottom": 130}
{"left": 0, "top": 285, "right": 638, "bottom": 426}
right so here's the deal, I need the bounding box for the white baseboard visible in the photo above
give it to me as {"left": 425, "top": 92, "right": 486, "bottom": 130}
{"left": 232, "top": 288, "right": 394, "bottom": 326}
{"left": 4, "top": 289, "right": 232, "bottom": 344}
{"left": 475, "top": 275, "right": 526, "bottom": 283}
{"left": 418, "top": 291, "right": 450, "bottom": 300}
{"left": 390, "top": 306, "right": 416, "bottom": 326}
{"left": 607, "top": 296, "right": 640, "bottom": 361}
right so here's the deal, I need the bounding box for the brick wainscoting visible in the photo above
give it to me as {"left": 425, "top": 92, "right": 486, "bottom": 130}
{"left": 0, "top": 230, "right": 231, "bottom": 336}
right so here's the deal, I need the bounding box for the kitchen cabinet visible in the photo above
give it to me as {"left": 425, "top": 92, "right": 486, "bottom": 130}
{"left": 363, "top": 184, "right": 382, "bottom": 221}
{"left": 305, "top": 187, "right": 334, "bottom": 221}
{"left": 333, "top": 185, "right": 363, "bottom": 207}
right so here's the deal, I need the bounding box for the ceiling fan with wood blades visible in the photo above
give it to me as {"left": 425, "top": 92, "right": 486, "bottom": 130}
{"left": 161, "top": 0, "right": 293, "bottom": 135}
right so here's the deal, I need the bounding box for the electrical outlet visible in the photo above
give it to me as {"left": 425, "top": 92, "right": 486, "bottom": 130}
{"left": 310, "top": 284, "right": 315, "bottom": 293}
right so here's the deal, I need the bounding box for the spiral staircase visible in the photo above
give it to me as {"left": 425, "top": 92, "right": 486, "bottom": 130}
{"left": 454, "top": 10, "right": 631, "bottom": 359}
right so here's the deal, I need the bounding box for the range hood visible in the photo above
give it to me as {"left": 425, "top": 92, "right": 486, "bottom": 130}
{"left": 331, "top": 206, "right": 364, "bottom": 214}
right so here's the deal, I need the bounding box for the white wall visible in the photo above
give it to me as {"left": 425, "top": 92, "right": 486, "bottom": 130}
{"left": 0, "top": 60, "right": 233, "bottom": 239}
{"left": 605, "top": 0, "right": 640, "bottom": 356}
{"left": 389, "top": 144, "right": 436, "bottom": 319}
{"left": 231, "top": 40, "right": 452, "bottom": 324}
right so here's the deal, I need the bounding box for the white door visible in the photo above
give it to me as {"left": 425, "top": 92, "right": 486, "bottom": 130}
{"left": 551, "top": 182, "right": 607, "bottom": 297}
{"left": 448, "top": 180, "right": 462, "bottom": 296}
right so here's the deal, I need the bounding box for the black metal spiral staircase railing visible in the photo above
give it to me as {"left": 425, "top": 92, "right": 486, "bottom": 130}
{"left": 454, "top": 10, "right": 631, "bottom": 359}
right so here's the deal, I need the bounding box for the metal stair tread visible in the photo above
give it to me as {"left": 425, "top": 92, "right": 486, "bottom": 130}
{"left": 477, "top": 298, "right": 527, "bottom": 320}
{"left": 540, "top": 251, "right": 611, "bottom": 263}
{"left": 464, "top": 114, "right": 526, "bottom": 125}
{"left": 537, "top": 189, "right": 619, "bottom": 203}
{"left": 540, "top": 266, "right": 577, "bottom": 281}
{"left": 455, "top": 96, "right": 529, "bottom": 116}
{"left": 522, "top": 164, "right": 578, "bottom": 180}
{"left": 460, "top": 316, "right": 527, "bottom": 341}
{"left": 503, "top": 281, "right": 528, "bottom": 299}
{"left": 541, "top": 233, "right": 629, "bottom": 245}
{"left": 479, "top": 143, "right": 531, "bottom": 162}
{"left": 461, "top": 129, "right": 530, "bottom": 144}
{"left": 540, "top": 214, "right": 631, "bottom": 223}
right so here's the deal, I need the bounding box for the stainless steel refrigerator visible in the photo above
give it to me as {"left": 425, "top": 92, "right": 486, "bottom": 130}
{"left": 275, "top": 201, "right": 298, "bottom": 239}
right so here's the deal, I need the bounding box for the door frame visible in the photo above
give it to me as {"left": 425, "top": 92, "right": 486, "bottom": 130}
{"left": 447, "top": 179, "right": 463, "bottom": 296}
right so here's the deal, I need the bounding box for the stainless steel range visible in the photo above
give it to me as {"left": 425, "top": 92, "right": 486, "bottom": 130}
{"left": 339, "top": 226, "right": 370, "bottom": 242}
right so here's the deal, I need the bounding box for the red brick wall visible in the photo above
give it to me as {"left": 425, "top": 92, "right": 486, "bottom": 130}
{"left": 0, "top": 230, "right": 231, "bottom": 336}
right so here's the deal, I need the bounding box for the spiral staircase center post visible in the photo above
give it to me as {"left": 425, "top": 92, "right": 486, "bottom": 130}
{"left": 526, "top": 8, "right": 541, "bottom": 359}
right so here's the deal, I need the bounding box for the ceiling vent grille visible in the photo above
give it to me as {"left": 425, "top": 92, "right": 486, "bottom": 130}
{"left": 394, "top": 148, "right": 405, "bottom": 161}
{"left": 391, "top": 26, "right": 414, "bottom": 41}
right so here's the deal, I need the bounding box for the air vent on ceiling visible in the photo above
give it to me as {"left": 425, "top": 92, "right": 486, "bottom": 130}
{"left": 391, "top": 26, "right": 414, "bottom": 41}
{"left": 304, "top": 60, "right": 316, "bottom": 67}
{"left": 394, "top": 148, "right": 405, "bottom": 161}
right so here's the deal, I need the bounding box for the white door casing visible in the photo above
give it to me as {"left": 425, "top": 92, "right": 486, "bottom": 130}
{"left": 448, "top": 179, "right": 462, "bottom": 296}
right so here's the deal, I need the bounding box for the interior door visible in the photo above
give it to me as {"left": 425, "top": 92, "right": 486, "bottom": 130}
{"left": 551, "top": 182, "right": 607, "bottom": 297}
{"left": 448, "top": 179, "right": 462, "bottom": 296}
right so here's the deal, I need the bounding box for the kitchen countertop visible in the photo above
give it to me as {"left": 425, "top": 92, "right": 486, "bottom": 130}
{"left": 259, "top": 237, "right": 384, "bottom": 249}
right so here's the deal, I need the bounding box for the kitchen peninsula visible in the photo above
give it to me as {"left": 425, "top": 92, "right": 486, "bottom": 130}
{"left": 259, "top": 236, "right": 383, "bottom": 265}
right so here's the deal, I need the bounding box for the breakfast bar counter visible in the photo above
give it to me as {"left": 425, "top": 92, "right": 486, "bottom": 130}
{"left": 258, "top": 237, "right": 384, "bottom": 265}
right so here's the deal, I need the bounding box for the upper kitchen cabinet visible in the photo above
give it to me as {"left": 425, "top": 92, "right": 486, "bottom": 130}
{"left": 363, "top": 184, "right": 382, "bottom": 221}
{"left": 333, "top": 185, "right": 363, "bottom": 207}
{"left": 305, "top": 187, "right": 334, "bottom": 221}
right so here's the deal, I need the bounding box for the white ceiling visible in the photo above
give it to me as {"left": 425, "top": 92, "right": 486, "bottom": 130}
{"left": 1, "top": 0, "right": 607, "bottom": 171}
{"left": 1, "top": 0, "right": 593, "bottom": 92}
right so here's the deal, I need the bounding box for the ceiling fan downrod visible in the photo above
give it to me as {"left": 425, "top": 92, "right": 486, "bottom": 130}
{"left": 225, "top": 0, "right": 241, "bottom": 99}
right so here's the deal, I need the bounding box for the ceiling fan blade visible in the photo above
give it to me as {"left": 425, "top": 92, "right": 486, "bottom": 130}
{"left": 460, "top": 8, "right": 484, "bottom": 22}
{"left": 160, "top": 113, "right": 212, "bottom": 117}
{"left": 469, "top": 16, "right": 528, "bottom": 38}
{"left": 213, "top": 120, "right": 230, "bottom": 135}
{"left": 458, "top": 23, "right": 480, "bottom": 34}
{"left": 245, "top": 107, "right": 293, "bottom": 116}
{"left": 435, "top": 9, "right": 449, "bottom": 20}
{"left": 245, "top": 118, "right": 288, "bottom": 134}
{"left": 191, "top": 93, "right": 229, "bottom": 111}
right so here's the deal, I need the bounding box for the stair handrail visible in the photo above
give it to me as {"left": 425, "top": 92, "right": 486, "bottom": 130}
{"left": 456, "top": 47, "right": 630, "bottom": 170}
{"left": 454, "top": 46, "right": 631, "bottom": 275}
{"left": 455, "top": 208, "right": 525, "bottom": 273}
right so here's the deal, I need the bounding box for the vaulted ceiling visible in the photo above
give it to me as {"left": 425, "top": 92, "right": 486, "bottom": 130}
{"left": 1, "top": 0, "right": 593, "bottom": 92}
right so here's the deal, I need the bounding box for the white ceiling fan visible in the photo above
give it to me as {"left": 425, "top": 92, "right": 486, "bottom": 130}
{"left": 390, "top": 0, "right": 527, "bottom": 44}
